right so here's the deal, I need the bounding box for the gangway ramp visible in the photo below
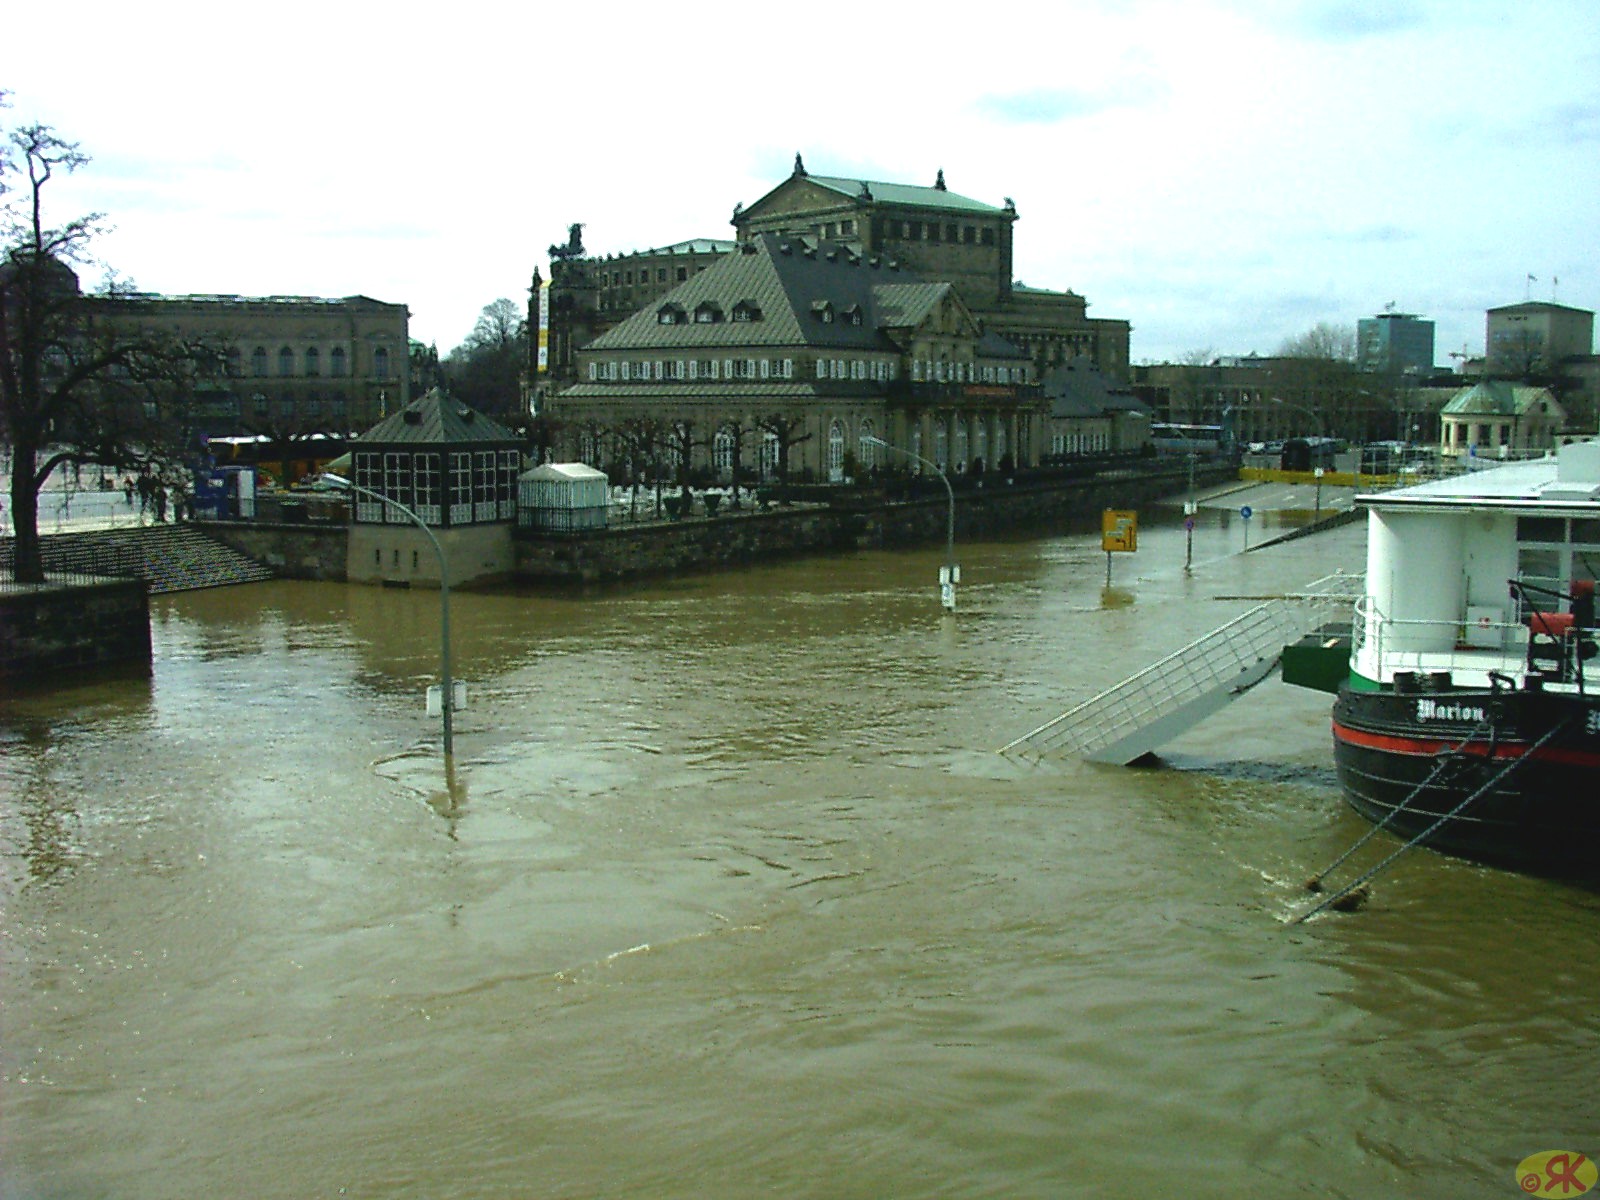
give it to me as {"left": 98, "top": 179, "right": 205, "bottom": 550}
{"left": 1001, "top": 573, "right": 1360, "bottom": 765}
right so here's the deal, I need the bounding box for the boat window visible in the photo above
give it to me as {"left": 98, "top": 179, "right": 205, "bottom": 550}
{"left": 1517, "top": 516, "right": 1565, "bottom": 544}
{"left": 1570, "top": 518, "right": 1600, "bottom": 546}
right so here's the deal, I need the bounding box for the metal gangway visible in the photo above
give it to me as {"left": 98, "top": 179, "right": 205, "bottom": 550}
{"left": 1001, "top": 573, "right": 1361, "bottom": 765}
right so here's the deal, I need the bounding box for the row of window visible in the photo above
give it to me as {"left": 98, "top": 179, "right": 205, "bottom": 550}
{"left": 603, "top": 263, "right": 709, "bottom": 289}
{"left": 871, "top": 218, "right": 996, "bottom": 247}
{"left": 229, "top": 345, "right": 392, "bottom": 379}
{"left": 658, "top": 300, "right": 762, "bottom": 325}
{"left": 910, "top": 360, "right": 1029, "bottom": 385}
{"left": 586, "top": 356, "right": 1028, "bottom": 386}
{"left": 352, "top": 450, "right": 520, "bottom": 526}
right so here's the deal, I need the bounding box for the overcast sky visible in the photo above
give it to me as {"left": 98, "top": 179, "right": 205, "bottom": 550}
{"left": 5, "top": 0, "right": 1597, "bottom": 368}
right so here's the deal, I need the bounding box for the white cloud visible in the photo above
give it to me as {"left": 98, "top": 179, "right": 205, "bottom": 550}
{"left": 7, "top": 0, "right": 1597, "bottom": 365}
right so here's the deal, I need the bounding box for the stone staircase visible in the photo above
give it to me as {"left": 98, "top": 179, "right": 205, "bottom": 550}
{"left": 5, "top": 525, "right": 277, "bottom": 594}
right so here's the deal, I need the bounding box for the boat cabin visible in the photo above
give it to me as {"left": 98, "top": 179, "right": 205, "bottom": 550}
{"left": 1351, "top": 440, "right": 1600, "bottom": 692}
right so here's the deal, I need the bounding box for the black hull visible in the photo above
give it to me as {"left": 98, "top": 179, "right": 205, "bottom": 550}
{"left": 1332, "top": 684, "right": 1600, "bottom": 877}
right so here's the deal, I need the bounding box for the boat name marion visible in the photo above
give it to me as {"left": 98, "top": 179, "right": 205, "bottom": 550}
{"left": 1415, "top": 699, "right": 1486, "bottom": 723}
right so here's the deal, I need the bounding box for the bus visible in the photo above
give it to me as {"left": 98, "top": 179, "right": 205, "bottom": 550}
{"left": 1280, "top": 437, "right": 1339, "bottom": 472}
{"left": 1150, "top": 423, "right": 1227, "bottom": 456}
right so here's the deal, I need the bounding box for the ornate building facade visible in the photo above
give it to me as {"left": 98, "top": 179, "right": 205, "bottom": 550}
{"left": 95, "top": 290, "right": 411, "bottom": 437}
{"left": 547, "top": 232, "right": 1042, "bottom": 482}
{"left": 731, "top": 157, "right": 1131, "bottom": 382}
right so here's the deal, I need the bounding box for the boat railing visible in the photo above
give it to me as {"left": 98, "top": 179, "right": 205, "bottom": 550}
{"left": 1352, "top": 596, "right": 1534, "bottom": 683}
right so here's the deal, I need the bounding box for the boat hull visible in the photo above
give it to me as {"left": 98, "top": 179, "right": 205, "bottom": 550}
{"left": 1331, "top": 683, "right": 1600, "bottom": 876}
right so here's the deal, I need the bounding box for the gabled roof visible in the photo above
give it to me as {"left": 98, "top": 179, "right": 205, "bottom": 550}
{"left": 1441, "top": 380, "right": 1560, "bottom": 418}
{"left": 356, "top": 390, "right": 519, "bottom": 446}
{"left": 1041, "top": 357, "right": 1148, "bottom": 418}
{"left": 584, "top": 232, "right": 1024, "bottom": 358}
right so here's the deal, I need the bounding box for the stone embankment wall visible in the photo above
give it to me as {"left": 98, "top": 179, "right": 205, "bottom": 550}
{"left": 194, "top": 464, "right": 1233, "bottom": 587}
{"left": 0, "top": 578, "right": 151, "bottom": 682}
{"left": 513, "top": 464, "right": 1229, "bottom": 584}
{"left": 203, "top": 521, "right": 349, "bottom": 581}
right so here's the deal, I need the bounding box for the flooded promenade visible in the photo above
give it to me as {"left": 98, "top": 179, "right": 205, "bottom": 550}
{"left": 3, "top": 505, "right": 1597, "bottom": 1198}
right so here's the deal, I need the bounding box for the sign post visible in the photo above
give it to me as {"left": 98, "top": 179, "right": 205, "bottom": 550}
{"left": 1240, "top": 504, "right": 1254, "bottom": 549}
{"left": 1183, "top": 499, "right": 1198, "bottom": 571}
{"left": 1101, "top": 509, "right": 1138, "bottom": 586}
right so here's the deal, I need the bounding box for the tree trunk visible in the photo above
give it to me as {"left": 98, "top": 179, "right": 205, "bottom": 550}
{"left": 7, "top": 438, "right": 45, "bottom": 584}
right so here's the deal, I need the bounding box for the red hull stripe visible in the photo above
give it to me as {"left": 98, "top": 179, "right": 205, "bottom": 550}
{"left": 1332, "top": 719, "right": 1600, "bottom": 768}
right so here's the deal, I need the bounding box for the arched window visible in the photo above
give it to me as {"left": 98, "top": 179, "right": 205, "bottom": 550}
{"left": 374, "top": 347, "right": 391, "bottom": 379}
{"left": 857, "top": 420, "right": 878, "bottom": 469}
{"left": 760, "top": 431, "right": 780, "bottom": 481}
{"left": 953, "top": 421, "right": 969, "bottom": 471}
{"left": 330, "top": 347, "right": 348, "bottom": 377}
{"left": 713, "top": 426, "right": 737, "bottom": 481}
{"left": 305, "top": 347, "right": 321, "bottom": 377}
{"left": 251, "top": 346, "right": 267, "bottom": 376}
{"left": 278, "top": 346, "right": 295, "bottom": 377}
{"left": 827, "top": 420, "right": 846, "bottom": 482}
{"left": 974, "top": 420, "right": 988, "bottom": 470}
{"left": 933, "top": 419, "right": 948, "bottom": 471}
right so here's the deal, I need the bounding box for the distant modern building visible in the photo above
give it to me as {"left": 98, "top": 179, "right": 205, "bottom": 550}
{"left": 1358, "top": 310, "right": 1435, "bottom": 377}
{"left": 548, "top": 232, "right": 1042, "bottom": 482}
{"left": 1486, "top": 302, "right": 1594, "bottom": 377}
{"left": 1439, "top": 380, "right": 1565, "bottom": 459}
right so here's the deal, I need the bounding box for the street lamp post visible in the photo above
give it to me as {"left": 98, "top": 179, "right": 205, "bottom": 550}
{"left": 320, "top": 471, "right": 455, "bottom": 761}
{"left": 864, "top": 436, "right": 957, "bottom": 610}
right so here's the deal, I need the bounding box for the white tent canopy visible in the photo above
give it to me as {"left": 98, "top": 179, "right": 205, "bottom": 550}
{"left": 518, "top": 462, "right": 610, "bottom": 531}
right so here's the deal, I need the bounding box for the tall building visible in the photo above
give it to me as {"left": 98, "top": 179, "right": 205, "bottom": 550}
{"left": 731, "top": 157, "right": 1131, "bottom": 383}
{"left": 1357, "top": 310, "right": 1435, "bottom": 376}
{"left": 1486, "top": 301, "right": 1595, "bottom": 377}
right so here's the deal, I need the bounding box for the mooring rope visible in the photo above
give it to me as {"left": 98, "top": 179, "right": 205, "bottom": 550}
{"left": 1303, "top": 713, "right": 1498, "bottom": 891}
{"left": 1291, "top": 716, "right": 1573, "bottom": 925}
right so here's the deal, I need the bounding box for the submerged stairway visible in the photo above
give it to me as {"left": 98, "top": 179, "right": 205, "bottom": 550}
{"left": 1002, "top": 573, "right": 1361, "bottom": 765}
{"left": 14, "top": 525, "right": 277, "bottom": 594}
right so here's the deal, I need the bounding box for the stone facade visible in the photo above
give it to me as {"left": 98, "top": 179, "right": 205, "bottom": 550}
{"left": 0, "top": 578, "right": 151, "bottom": 681}
{"left": 90, "top": 291, "right": 411, "bottom": 438}
{"left": 732, "top": 158, "right": 1130, "bottom": 382}
{"left": 549, "top": 233, "right": 1043, "bottom": 483}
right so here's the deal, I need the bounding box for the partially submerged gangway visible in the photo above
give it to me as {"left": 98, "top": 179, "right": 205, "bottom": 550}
{"left": 1001, "top": 573, "right": 1361, "bottom": 765}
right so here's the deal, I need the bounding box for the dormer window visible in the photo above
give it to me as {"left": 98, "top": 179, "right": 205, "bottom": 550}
{"left": 843, "top": 304, "right": 864, "bottom": 327}
{"left": 732, "top": 300, "right": 762, "bottom": 323}
{"left": 812, "top": 300, "right": 834, "bottom": 324}
{"left": 657, "top": 303, "right": 686, "bottom": 325}
{"left": 693, "top": 301, "right": 723, "bottom": 324}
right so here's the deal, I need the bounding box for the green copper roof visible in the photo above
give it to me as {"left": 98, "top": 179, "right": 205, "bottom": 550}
{"left": 1441, "top": 380, "right": 1556, "bottom": 417}
{"left": 356, "top": 390, "right": 519, "bottom": 445}
{"left": 804, "top": 174, "right": 1011, "bottom": 215}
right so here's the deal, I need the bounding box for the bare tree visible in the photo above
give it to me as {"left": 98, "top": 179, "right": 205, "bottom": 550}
{"left": 755, "top": 412, "right": 812, "bottom": 493}
{"left": 441, "top": 298, "right": 527, "bottom": 418}
{"left": 2, "top": 122, "right": 207, "bottom": 582}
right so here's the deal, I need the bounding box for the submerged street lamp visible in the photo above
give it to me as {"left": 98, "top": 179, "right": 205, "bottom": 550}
{"left": 318, "top": 471, "right": 456, "bottom": 761}
{"left": 864, "top": 435, "right": 958, "bottom": 610}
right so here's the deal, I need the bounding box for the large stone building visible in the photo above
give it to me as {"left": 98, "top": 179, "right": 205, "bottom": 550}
{"left": 732, "top": 157, "right": 1130, "bottom": 382}
{"left": 541, "top": 158, "right": 1130, "bottom": 394}
{"left": 547, "top": 232, "right": 1042, "bottom": 482}
{"left": 1486, "top": 301, "right": 1594, "bottom": 377}
{"left": 94, "top": 290, "right": 412, "bottom": 438}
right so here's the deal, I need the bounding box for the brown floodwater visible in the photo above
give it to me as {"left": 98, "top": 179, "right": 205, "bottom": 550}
{"left": 2, "top": 507, "right": 1597, "bottom": 1198}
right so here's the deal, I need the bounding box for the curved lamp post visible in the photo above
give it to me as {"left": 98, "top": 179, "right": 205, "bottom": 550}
{"left": 319, "top": 471, "right": 455, "bottom": 761}
{"left": 864, "top": 435, "right": 957, "bottom": 610}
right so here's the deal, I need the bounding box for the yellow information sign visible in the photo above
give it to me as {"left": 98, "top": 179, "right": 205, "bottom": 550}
{"left": 1101, "top": 509, "right": 1138, "bottom": 553}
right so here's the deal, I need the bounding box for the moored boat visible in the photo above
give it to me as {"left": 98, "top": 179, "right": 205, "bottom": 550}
{"left": 1288, "top": 439, "right": 1600, "bottom": 876}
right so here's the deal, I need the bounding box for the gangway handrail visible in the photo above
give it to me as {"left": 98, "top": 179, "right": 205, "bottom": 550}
{"left": 1001, "top": 572, "right": 1361, "bottom": 759}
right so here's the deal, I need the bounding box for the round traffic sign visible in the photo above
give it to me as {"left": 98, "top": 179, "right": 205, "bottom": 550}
{"left": 1240, "top": 505, "right": 1253, "bottom": 519}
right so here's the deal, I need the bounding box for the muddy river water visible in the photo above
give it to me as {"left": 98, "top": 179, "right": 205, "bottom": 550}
{"left": 3, "top": 509, "right": 1597, "bottom": 1198}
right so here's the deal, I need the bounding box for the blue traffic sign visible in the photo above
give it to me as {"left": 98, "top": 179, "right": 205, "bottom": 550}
{"left": 1240, "top": 505, "right": 1253, "bottom": 520}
